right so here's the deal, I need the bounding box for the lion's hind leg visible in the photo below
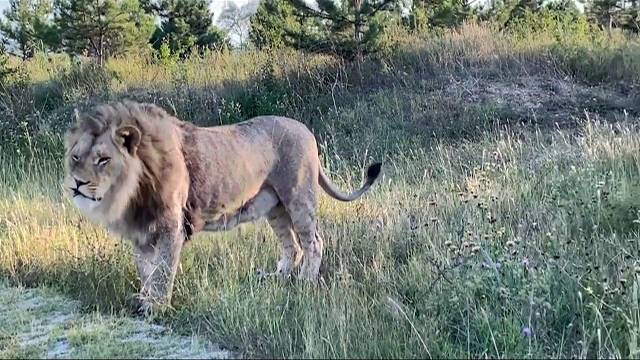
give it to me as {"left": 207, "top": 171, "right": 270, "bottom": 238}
{"left": 269, "top": 162, "right": 323, "bottom": 283}
{"left": 290, "top": 210, "right": 323, "bottom": 282}
{"left": 266, "top": 206, "right": 303, "bottom": 278}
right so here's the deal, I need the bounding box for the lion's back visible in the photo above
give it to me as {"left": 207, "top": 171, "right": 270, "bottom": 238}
{"left": 235, "top": 115, "right": 317, "bottom": 151}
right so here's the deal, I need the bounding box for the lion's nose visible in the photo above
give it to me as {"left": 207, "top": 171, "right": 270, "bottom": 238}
{"left": 74, "top": 178, "right": 89, "bottom": 188}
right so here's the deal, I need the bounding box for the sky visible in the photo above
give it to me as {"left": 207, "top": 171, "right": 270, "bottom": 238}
{"left": 212, "top": 0, "right": 249, "bottom": 23}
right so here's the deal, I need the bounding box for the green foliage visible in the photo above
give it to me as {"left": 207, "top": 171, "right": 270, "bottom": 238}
{"left": 249, "top": 0, "right": 402, "bottom": 59}
{"left": 150, "top": 0, "right": 229, "bottom": 57}
{"left": 0, "top": 60, "right": 116, "bottom": 151}
{"left": 0, "top": 0, "right": 59, "bottom": 59}
{"left": 0, "top": 70, "right": 33, "bottom": 147}
{"left": 0, "top": 45, "right": 12, "bottom": 84}
{"left": 219, "top": 62, "right": 291, "bottom": 124}
{"left": 249, "top": 0, "right": 299, "bottom": 49}
{"left": 476, "top": 0, "right": 554, "bottom": 28}
{"left": 551, "top": 42, "right": 640, "bottom": 83}
{"left": 586, "top": 0, "right": 640, "bottom": 33}
{"left": 505, "top": 6, "right": 595, "bottom": 42}
{"left": 155, "top": 40, "right": 180, "bottom": 65}
{"left": 289, "top": 0, "right": 403, "bottom": 59}
{"left": 54, "top": 60, "right": 115, "bottom": 101}
{"left": 55, "top": 0, "right": 155, "bottom": 64}
{"left": 406, "top": 0, "right": 473, "bottom": 29}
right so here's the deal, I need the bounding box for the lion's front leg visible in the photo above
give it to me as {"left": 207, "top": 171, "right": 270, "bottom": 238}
{"left": 133, "top": 222, "right": 184, "bottom": 316}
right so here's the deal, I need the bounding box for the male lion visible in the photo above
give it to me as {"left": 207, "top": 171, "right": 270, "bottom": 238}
{"left": 63, "top": 101, "right": 381, "bottom": 313}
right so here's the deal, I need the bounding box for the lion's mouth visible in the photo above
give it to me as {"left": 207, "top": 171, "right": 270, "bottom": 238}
{"left": 71, "top": 188, "right": 102, "bottom": 202}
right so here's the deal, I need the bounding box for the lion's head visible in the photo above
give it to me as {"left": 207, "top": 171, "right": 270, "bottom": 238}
{"left": 63, "top": 104, "right": 145, "bottom": 224}
{"left": 63, "top": 101, "right": 185, "bottom": 226}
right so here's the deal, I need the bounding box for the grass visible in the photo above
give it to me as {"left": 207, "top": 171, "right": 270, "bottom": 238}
{"left": 1, "top": 20, "right": 640, "bottom": 358}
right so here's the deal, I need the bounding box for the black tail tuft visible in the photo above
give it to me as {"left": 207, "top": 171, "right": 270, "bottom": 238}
{"left": 366, "top": 162, "right": 382, "bottom": 183}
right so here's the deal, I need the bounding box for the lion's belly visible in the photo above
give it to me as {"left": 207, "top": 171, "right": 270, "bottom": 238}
{"left": 201, "top": 187, "right": 279, "bottom": 231}
{"left": 204, "top": 180, "right": 263, "bottom": 213}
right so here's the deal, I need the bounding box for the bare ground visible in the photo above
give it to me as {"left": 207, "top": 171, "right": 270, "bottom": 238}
{"left": 0, "top": 283, "right": 232, "bottom": 359}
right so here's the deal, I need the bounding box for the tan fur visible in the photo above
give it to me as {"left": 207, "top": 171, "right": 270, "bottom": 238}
{"left": 64, "top": 101, "right": 381, "bottom": 314}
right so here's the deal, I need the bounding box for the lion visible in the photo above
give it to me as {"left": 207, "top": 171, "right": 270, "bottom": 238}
{"left": 63, "top": 101, "right": 382, "bottom": 313}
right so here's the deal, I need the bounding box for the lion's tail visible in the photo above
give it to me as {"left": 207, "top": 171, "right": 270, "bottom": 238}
{"left": 318, "top": 163, "right": 382, "bottom": 202}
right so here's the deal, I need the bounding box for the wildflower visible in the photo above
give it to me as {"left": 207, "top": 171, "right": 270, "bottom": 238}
{"left": 585, "top": 287, "right": 593, "bottom": 295}
{"left": 522, "top": 326, "right": 533, "bottom": 338}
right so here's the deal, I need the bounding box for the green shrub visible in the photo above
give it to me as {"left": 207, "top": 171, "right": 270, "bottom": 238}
{"left": 219, "top": 62, "right": 292, "bottom": 124}
{"left": 54, "top": 61, "right": 116, "bottom": 103}
{"left": 506, "top": 8, "right": 598, "bottom": 44}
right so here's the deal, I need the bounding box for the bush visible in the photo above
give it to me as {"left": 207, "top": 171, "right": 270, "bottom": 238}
{"left": 506, "top": 8, "right": 598, "bottom": 44}
{"left": 54, "top": 61, "right": 116, "bottom": 103}
{"left": 551, "top": 42, "right": 640, "bottom": 83}
{"left": 0, "top": 59, "right": 117, "bottom": 151}
{"left": 219, "top": 62, "right": 292, "bottom": 124}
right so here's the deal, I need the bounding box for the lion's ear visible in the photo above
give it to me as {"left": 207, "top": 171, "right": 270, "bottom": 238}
{"left": 115, "top": 125, "right": 141, "bottom": 155}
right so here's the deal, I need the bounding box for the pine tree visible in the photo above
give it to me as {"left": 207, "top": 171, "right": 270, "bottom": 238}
{"left": 289, "top": 0, "right": 401, "bottom": 59}
{"left": 407, "top": 0, "right": 472, "bottom": 29}
{"left": 249, "top": 0, "right": 401, "bottom": 58}
{"left": 0, "top": 0, "right": 58, "bottom": 59}
{"left": 587, "top": 0, "right": 639, "bottom": 32}
{"left": 149, "top": 0, "right": 228, "bottom": 56}
{"left": 249, "top": 0, "right": 301, "bottom": 49}
{"left": 475, "top": 0, "right": 540, "bottom": 28}
{"left": 55, "top": 0, "right": 155, "bottom": 64}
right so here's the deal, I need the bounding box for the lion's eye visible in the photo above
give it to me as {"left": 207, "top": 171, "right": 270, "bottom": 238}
{"left": 97, "top": 157, "right": 111, "bottom": 166}
{"left": 71, "top": 155, "right": 79, "bottom": 162}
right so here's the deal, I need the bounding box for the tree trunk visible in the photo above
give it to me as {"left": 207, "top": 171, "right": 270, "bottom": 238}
{"left": 99, "top": 33, "right": 104, "bottom": 66}
{"left": 353, "top": 0, "right": 363, "bottom": 61}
